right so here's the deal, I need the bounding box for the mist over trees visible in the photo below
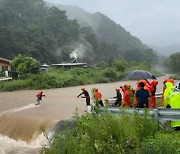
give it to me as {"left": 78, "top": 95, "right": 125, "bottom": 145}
{"left": 164, "top": 52, "right": 180, "bottom": 73}
{"left": 0, "top": 0, "right": 80, "bottom": 63}
{"left": 0, "top": 0, "right": 157, "bottom": 64}
{"left": 55, "top": 5, "right": 158, "bottom": 63}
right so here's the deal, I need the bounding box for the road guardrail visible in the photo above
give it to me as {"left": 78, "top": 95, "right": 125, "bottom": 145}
{"left": 99, "top": 107, "right": 180, "bottom": 121}
{"left": 155, "top": 92, "right": 163, "bottom": 98}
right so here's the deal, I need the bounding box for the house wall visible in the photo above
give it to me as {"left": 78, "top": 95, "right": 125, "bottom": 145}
{"left": 0, "top": 60, "right": 11, "bottom": 72}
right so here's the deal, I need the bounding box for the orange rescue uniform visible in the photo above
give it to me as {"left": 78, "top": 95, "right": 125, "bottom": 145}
{"left": 121, "top": 87, "right": 131, "bottom": 107}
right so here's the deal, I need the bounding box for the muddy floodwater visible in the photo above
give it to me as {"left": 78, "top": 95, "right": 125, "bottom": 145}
{"left": 0, "top": 75, "right": 179, "bottom": 153}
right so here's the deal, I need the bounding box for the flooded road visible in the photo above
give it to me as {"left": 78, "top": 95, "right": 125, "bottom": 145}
{"left": 0, "top": 75, "right": 179, "bottom": 153}
{"left": 0, "top": 75, "right": 175, "bottom": 120}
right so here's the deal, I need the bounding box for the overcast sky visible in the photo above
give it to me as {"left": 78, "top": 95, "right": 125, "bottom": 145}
{"left": 46, "top": 0, "right": 180, "bottom": 47}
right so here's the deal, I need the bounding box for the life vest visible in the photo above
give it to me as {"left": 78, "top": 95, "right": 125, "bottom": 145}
{"left": 148, "top": 79, "right": 158, "bottom": 108}
{"left": 95, "top": 92, "right": 102, "bottom": 100}
{"left": 37, "top": 91, "right": 42, "bottom": 99}
{"left": 121, "top": 87, "right": 131, "bottom": 107}
{"left": 151, "top": 79, "right": 158, "bottom": 87}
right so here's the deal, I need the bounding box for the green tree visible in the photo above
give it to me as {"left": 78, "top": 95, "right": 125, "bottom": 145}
{"left": 95, "top": 61, "right": 109, "bottom": 69}
{"left": 0, "top": 0, "right": 80, "bottom": 63}
{"left": 11, "top": 54, "right": 40, "bottom": 75}
{"left": 103, "top": 68, "right": 118, "bottom": 81}
{"left": 127, "top": 61, "right": 151, "bottom": 71}
{"left": 112, "top": 59, "right": 128, "bottom": 72}
{"left": 167, "top": 52, "right": 180, "bottom": 73}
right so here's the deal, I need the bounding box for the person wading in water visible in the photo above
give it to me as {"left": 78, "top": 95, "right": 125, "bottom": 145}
{"left": 36, "top": 91, "right": 46, "bottom": 105}
{"left": 77, "top": 88, "right": 91, "bottom": 111}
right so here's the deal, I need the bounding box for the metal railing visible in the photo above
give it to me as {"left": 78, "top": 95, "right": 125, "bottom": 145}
{"left": 99, "top": 107, "right": 180, "bottom": 121}
{"left": 155, "top": 92, "right": 163, "bottom": 98}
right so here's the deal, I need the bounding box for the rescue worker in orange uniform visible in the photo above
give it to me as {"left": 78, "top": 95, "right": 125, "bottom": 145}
{"left": 94, "top": 88, "right": 104, "bottom": 106}
{"left": 127, "top": 84, "right": 135, "bottom": 107}
{"left": 120, "top": 84, "right": 131, "bottom": 107}
{"left": 145, "top": 76, "right": 159, "bottom": 108}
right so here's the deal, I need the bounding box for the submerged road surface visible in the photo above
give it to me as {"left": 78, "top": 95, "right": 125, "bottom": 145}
{"left": 0, "top": 75, "right": 179, "bottom": 154}
{"left": 0, "top": 75, "right": 179, "bottom": 121}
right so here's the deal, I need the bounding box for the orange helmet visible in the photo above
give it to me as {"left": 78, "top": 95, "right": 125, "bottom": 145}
{"left": 139, "top": 80, "right": 146, "bottom": 85}
{"left": 116, "top": 88, "right": 120, "bottom": 91}
{"left": 163, "top": 78, "right": 169, "bottom": 83}
{"left": 127, "top": 84, "right": 132, "bottom": 90}
{"left": 163, "top": 78, "right": 174, "bottom": 85}
{"left": 124, "top": 84, "right": 129, "bottom": 88}
{"left": 81, "top": 87, "right": 85, "bottom": 90}
{"left": 94, "top": 88, "right": 98, "bottom": 92}
{"left": 167, "top": 79, "right": 175, "bottom": 85}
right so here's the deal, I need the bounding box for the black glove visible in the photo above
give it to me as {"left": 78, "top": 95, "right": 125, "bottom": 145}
{"left": 152, "top": 75, "right": 156, "bottom": 79}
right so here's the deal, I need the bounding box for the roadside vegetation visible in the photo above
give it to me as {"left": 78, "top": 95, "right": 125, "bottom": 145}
{"left": 0, "top": 55, "right": 163, "bottom": 92}
{"left": 0, "top": 72, "right": 5, "bottom": 77}
{"left": 43, "top": 111, "right": 180, "bottom": 154}
{"left": 164, "top": 52, "right": 180, "bottom": 79}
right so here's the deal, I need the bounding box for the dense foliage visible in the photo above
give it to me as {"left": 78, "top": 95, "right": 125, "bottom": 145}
{"left": 57, "top": 5, "right": 158, "bottom": 64}
{"left": 0, "top": 72, "right": 5, "bottom": 77}
{"left": 0, "top": 0, "right": 79, "bottom": 63}
{"left": 11, "top": 54, "right": 40, "bottom": 74}
{"left": 0, "top": 0, "right": 157, "bottom": 65}
{"left": 44, "top": 111, "right": 179, "bottom": 154}
{"left": 165, "top": 52, "right": 180, "bottom": 73}
{"left": 141, "top": 132, "right": 180, "bottom": 154}
{"left": 0, "top": 57, "right": 162, "bottom": 91}
{"left": 0, "top": 67, "right": 123, "bottom": 91}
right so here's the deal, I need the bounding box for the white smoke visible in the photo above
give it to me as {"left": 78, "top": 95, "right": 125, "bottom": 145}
{"left": 69, "top": 44, "right": 86, "bottom": 59}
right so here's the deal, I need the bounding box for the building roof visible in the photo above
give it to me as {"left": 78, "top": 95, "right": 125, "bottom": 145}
{"left": 52, "top": 63, "right": 87, "bottom": 67}
{"left": 0, "top": 57, "right": 11, "bottom": 63}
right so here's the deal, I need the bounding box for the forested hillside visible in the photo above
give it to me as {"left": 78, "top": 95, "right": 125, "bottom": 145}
{"left": 0, "top": 0, "right": 157, "bottom": 64}
{"left": 0, "top": 0, "right": 81, "bottom": 63}
{"left": 57, "top": 5, "right": 145, "bottom": 49}
{"left": 55, "top": 5, "right": 157, "bottom": 63}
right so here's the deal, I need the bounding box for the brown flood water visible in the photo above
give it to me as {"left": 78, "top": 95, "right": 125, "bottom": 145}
{"left": 0, "top": 75, "right": 179, "bottom": 153}
{"left": 0, "top": 75, "right": 177, "bottom": 119}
